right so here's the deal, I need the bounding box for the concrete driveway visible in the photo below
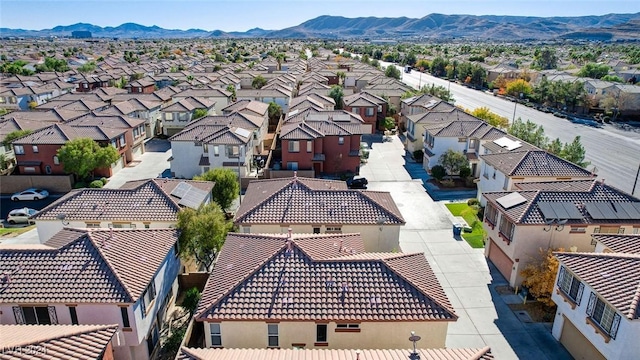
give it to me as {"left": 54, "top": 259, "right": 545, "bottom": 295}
{"left": 105, "top": 138, "right": 172, "bottom": 189}
{"left": 361, "top": 134, "right": 571, "bottom": 360}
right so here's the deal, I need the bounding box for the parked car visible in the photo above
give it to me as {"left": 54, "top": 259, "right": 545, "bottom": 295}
{"left": 552, "top": 112, "right": 568, "bottom": 119}
{"left": 6, "top": 208, "right": 38, "bottom": 224}
{"left": 11, "top": 188, "right": 49, "bottom": 201}
{"left": 346, "top": 176, "right": 368, "bottom": 189}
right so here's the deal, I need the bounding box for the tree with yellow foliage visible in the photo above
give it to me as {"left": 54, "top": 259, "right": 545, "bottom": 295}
{"left": 505, "top": 78, "right": 533, "bottom": 98}
{"left": 469, "top": 106, "right": 509, "bottom": 129}
{"left": 520, "top": 247, "right": 563, "bottom": 307}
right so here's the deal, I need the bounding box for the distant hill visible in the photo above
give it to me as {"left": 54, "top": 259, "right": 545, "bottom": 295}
{"left": 1, "top": 13, "right": 639, "bottom": 40}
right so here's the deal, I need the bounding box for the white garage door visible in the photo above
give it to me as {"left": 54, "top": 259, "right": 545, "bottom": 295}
{"left": 488, "top": 238, "right": 513, "bottom": 282}
{"left": 132, "top": 143, "right": 144, "bottom": 159}
{"left": 111, "top": 156, "right": 125, "bottom": 174}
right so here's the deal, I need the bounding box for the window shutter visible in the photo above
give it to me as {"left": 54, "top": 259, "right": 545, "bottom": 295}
{"left": 13, "top": 306, "right": 25, "bottom": 324}
{"left": 557, "top": 266, "right": 565, "bottom": 287}
{"left": 48, "top": 306, "right": 58, "bottom": 325}
{"left": 586, "top": 292, "right": 596, "bottom": 316}
{"left": 575, "top": 282, "right": 584, "bottom": 306}
{"left": 610, "top": 313, "right": 621, "bottom": 340}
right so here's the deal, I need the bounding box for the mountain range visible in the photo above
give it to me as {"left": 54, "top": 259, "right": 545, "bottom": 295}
{"left": 1, "top": 13, "right": 639, "bottom": 40}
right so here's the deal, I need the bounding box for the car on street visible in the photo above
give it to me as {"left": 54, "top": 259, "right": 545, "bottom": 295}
{"left": 346, "top": 176, "right": 368, "bottom": 189}
{"left": 11, "top": 188, "right": 49, "bottom": 201}
{"left": 6, "top": 207, "right": 38, "bottom": 224}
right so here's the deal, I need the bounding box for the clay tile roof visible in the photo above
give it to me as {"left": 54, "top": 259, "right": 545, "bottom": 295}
{"left": 514, "top": 179, "right": 597, "bottom": 192}
{"left": 0, "top": 228, "right": 179, "bottom": 303}
{"left": 234, "top": 177, "right": 404, "bottom": 225}
{"left": 591, "top": 234, "right": 640, "bottom": 254}
{"left": 480, "top": 150, "right": 595, "bottom": 177}
{"left": 195, "top": 233, "right": 455, "bottom": 322}
{"left": 11, "top": 123, "right": 125, "bottom": 145}
{"left": 0, "top": 324, "right": 118, "bottom": 360}
{"left": 178, "top": 347, "right": 494, "bottom": 360}
{"left": 556, "top": 252, "right": 640, "bottom": 319}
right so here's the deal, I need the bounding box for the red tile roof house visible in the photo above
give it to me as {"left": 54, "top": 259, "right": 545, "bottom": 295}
{"left": 342, "top": 91, "right": 387, "bottom": 133}
{"left": 0, "top": 228, "right": 182, "bottom": 360}
{"left": 550, "top": 249, "right": 640, "bottom": 360}
{"left": 481, "top": 179, "right": 640, "bottom": 287}
{"left": 177, "top": 347, "right": 494, "bottom": 360}
{"left": 30, "top": 178, "right": 213, "bottom": 243}
{"left": 9, "top": 123, "right": 128, "bottom": 178}
{"left": 125, "top": 78, "right": 156, "bottom": 94}
{"left": 0, "top": 324, "right": 119, "bottom": 360}
{"left": 192, "top": 231, "right": 456, "bottom": 350}
{"left": 280, "top": 110, "right": 365, "bottom": 175}
{"left": 234, "top": 176, "right": 405, "bottom": 252}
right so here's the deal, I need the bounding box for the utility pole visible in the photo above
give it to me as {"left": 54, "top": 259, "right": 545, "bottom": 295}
{"left": 632, "top": 162, "right": 640, "bottom": 196}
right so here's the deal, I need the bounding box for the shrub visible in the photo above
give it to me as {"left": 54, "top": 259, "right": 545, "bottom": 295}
{"left": 182, "top": 287, "right": 201, "bottom": 315}
{"left": 440, "top": 179, "right": 456, "bottom": 188}
{"left": 100, "top": 177, "right": 108, "bottom": 185}
{"left": 413, "top": 149, "right": 424, "bottom": 163}
{"left": 163, "top": 327, "right": 186, "bottom": 354}
{"left": 73, "top": 181, "right": 87, "bottom": 189}
{"left": 89, "top": 180, "right": 104, "bottom": 188}
{"left": 467, "top": 198, "right": 480, "bottom": 206}
{"left": 431, "top": 165, "right": 446, "bottom": 181}
{"left": 477, "top": 206, "right": 485, "bottom": 220}
{"left": 459, "top": 166, "right": 471, "bottom": 178}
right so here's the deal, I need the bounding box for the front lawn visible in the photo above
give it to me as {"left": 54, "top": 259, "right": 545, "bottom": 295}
{"left": 445, "top": 202, "right": 485, "bottom": 248}
{"left": 0, "top": 225, "right": 35, "bottom": 238}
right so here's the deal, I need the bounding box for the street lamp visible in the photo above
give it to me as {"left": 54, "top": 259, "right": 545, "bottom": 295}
{"left": 408, "top": 331, "right": 421, "bottom": 360}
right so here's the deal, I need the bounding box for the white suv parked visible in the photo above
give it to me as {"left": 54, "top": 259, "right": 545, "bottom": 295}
{"left": 6, "top": 208, "right": 38, "bottom": 225}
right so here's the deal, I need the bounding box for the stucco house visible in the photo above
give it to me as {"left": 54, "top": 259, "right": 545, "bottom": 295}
{"left": 234, "top": 176, "right": 405, "bottom": 252}
{"left": 0, "top": 228, "right": 181, "bottom": 360}
{"left": 342, "top": 91, "right": 387, "bottom": 133}
{"left": 482, "top": 179, "right": 640, "bottom": 287}
{"left": 159, "top": 96, "right": 216, "bottom": 136}
{"left": 30, "top": 178, "right": 213, "bottom": 242}
{"left": 405, "top": 106, "right": 470, "bottom": 153}
{"left": 193, "top": 231, "right": 456, "bottom": 349}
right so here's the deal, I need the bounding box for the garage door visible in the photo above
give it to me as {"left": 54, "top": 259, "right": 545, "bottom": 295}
{"left": 132, "top": 143, "right": 144, "bottom": 159}
{"left": 111, "top": 156, "right": 125, "bottom": 174}
{"left": 560, "top": 316, "right": 606, "bottom": 360}
{"left": 488, "top": 238, "right": 513, "bottom": 282}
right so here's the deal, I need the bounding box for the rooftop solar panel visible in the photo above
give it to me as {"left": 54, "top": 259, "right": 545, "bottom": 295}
{"left": 170, "top": 182, "right": 192, "bottom": 199}
{"left": 495, "top": 192, "right": 527, "bottom": 209}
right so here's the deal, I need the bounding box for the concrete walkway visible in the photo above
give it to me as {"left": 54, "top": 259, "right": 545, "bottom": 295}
{"left": 361, "top": 134, "right": 571, "bottom": 360}
{"left": 104, "top": 138, "right": 172, "bottom": 189}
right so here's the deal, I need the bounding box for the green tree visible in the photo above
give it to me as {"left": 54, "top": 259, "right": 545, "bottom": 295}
{"left": 193, "top": 168, "right": 240, "bottom": 211}
{"left": 384, "top": 65, "right": 401, "bottom": 80}
{"left": 561, "top": 136, "right": 589, "bottom": 167}
{"left": 329, "top": 85, "right": 344, "bottom": 110}
{"left": 546, "top": 138, "right": 564, "bottom": 156}
{"left": 420, "top": 84, "right": 454, "bottom": 103}
{"left": 430, "top": 56, "right": 448, "bottom": 77}
{"left": 438, "top": 149, "right": 468, "bottom": 179}
{"left": 225, "top": 84, "right": 237, "bottom": 102}
{"left": 176, "top": 202, "right": 232, "bottom": 272}
{"left": 268, "top": 101, "right": 282, "bottom": 126}
{"left": 252, "top": 75, "right": 267, "bottom": 89}
{"left": 0, "top": 60, "right": 34, "bottom": 76}
{"left": 193, "top": 108, "right": 208, "bottom": 120}
{"left": 508, "top": 118, "right": 548, "bottom": 148}
{"left": 577, "top": 63, "right": 610, "bottom": 79}
{"left": 532, "top": 47, "right": 558, "bottom": 70}
{"left": 77, "top": 61, "right": 96, "bottom": 73}
{"left": 470, "top": 107, "right": 509, "bottom": 129}
{"left": 505, "top": 79, "right": 533, "bottom": 97}
{"left": 2, "top": 129, "right": 33, "bottom": 147}
{"left": 182, "top": 287, "right": 201, "bottom": 314}
{"left": 56, "top": 138, "right": 119, "bottom": 180}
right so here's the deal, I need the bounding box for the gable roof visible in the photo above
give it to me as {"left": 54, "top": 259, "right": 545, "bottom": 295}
{"left": 195, "top": 233, "right": 455, "bottom": 322}
{"left": 0, "top": 324, "right": 118, "bottom": 360}
{"left": 177, "top": 347, "right": 493, "bottom": 360}
{"left": 591, "top": 234, "right": 640, "bottom": 254}
{"left": 481, "top": 150, "right": 595, "bottom": 177}
{"left": 235, "top": 176, "right": 404, "bottom": 225}
{"left": 0, "top": 228, "right": 178, "bottom": 303}
{"left": 10, "top": 123, "right": 125, "bottom": 145}
{"left": 556, "top": 252, "right": 640, "bottom": 319}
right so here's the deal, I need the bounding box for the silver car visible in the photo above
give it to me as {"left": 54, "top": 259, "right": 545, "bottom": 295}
{"left": 11, "top": 188, "right": 49, "bottom": 201}
{"left": 7, "top": 208, "right": 38, "bottom": 224}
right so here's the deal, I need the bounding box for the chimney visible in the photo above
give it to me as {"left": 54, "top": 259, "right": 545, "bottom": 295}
{"left": 339, "top": 239, "right": 344, "bottom": 252}
{"left": 293, "top": 171, "right": 297, "bottom": 180}
{"left": 288, "top": 227, "right": 292, "bottom": 240}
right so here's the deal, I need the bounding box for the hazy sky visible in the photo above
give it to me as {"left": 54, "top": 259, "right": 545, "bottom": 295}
{"left": 1, "top": 0, "right": 639, "bottom": 31}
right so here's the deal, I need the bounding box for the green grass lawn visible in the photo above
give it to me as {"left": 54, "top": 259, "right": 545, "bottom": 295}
{"left": 0, "top": 225, "right": 35, "bottom": 237}
{"left": 445, "top": 202, "right": 485, "bottom": 248}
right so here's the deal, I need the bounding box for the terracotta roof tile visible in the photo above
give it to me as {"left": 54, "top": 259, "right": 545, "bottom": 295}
{"left": 480, "top": 150, "right": 595, "bottom": 177}
{"left": 592, "top": 234, "right": 640, "bottom": 254}
{"left": 556, "top": 252, "right": 640, "bottom": 319}
{"left": 514, "top": 179, "right": 596, "bottom": 192}
{"left": 235, "top": 177, "right": 404, "bottom": 225}
{"left": 196, "top": 233, "right": 455, "bottom": 322}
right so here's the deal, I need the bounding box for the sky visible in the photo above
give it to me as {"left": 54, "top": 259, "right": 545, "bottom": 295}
{"left": 1, "top": 0, "right": 639, "bottom": 32}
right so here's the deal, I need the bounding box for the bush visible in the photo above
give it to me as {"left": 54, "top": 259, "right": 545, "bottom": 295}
{"left": 100, "top": 177, "right": 108, "bottom": 185}
{"left": 73, "top": 181, "right": 87, "bottom": 189}
{"left": 440, "top": 179, "right": 455, "bottom": 188}
{"left": 467, "top": 198, "right": 480, "bottom": 206}
{"left": 431, "top": 165, "right": 446, "bottom": 181}
{"left": 89, "top": 180, "right": 104, "bottom": 188}
{"left": 459, "top": 166, "right": 471, "bottom": 178}
{"left": 182, "top": 287, "right": 201, "bottom": 315}
{"left": 413, "top": 149, "right": 424, "bottom": 163}
{"left": 163, "top": 327, "right": 186, "bottom": 354}
{"left": 477, "top": 206, "right": 485, "bottom": 220}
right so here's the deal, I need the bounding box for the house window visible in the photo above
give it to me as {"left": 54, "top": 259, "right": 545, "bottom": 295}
{"left": 326, "top": 226, "right": 342, "bottom": 234}
{"left": 227, "top": 145, "right": 239, "bottom": 157}
{"left": 307, "top": 141, "right": 312, "bottom": 153}
{"left": 351, "top": 107, "right": 359, "bottom": 114}
{"left": 18, "top": 306, "right": 54, "bottom": 325}
{"left": 595, "top": 226, "right": 623, "bottom": 234}
{"left": 570, "top": 226, "right": 587, "bottom": 233}
{"left": 119, "top": 135, "right": 126, "bottom": 147}
{"left": 458, "top": 137, "right": 466, "bottom": 142}
{"left": 313, "top": 227, "right": 321, "bottom": 234}
{"left": 140, "top": 280, "right": 157, "bottom": 316}
{"left": 483, "top": 164, "right": 490, "bottom": 179}
{"left": 32, "top": 145, "right": 39, "bottom": 153}
{"left": 267, "top": 324, "right": 279, "bottom": 347}
{"left": 335, "top": 323, "right": 360, "bottom": 331}
{"left": 69, "top": 306, "right": 78, "bottom": 325}
{"left": 587, "top": 292, "right": 621, "bottom": 339}
{"left": 203, "top": 143, "right": 209, "bottom": 153}
{"left": 14, "top": 145, "right": 24, "bottom": 155}
{"left": 484, "top": 204, "right": 498, "bottom": 226}
{"left": 338, "top": 137, "right": 344, "bottom": 145}
{"left": 111, "top": 140, "right": 117, "bottom": 148}
{"left": 213, "top": 145, "right": 219, "bottom": 156}
{"left": 179, "top": 113, "right": 188, "bottom": 122}
{"left": 365, "top": 107, "right": 374, "bottom": 116}
{"left": 287, "top": 162, "right": 298, "bottom": 171}
{"left": 557, "top": 266, "right": 584, "bottom": 305}
{"left": 469, "top": 139, "right": 478, "bottom": 150}
{"left": 288, "top": 140, "right": 300, "bottom": 152}
{"left": 425, "top": 133, "right": 434, "bottom": 148}
{"left": 165, "top": 113, "right": 173, "bottom": 121}
{"left": 112, "top": 223, "right": 133, "bottom": 228}
{"left": 503, "top": 176, "right": 509, "bottom": 190}
{"left": 499, "top": 217, "right": 515, "bottom": 242}
{"left": 316, "top": 324, "right": 327, "bottom": 343}
{"left": 45, "top": 165, "right": 52, "bottom": 174}
{"left": 85, "top": 222, "right": 101, "bottom": 228}
{"left": 210, "top": 323, "right": 222, "bottom": 347}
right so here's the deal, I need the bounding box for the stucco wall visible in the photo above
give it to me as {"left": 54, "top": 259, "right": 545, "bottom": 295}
{"left": 0, "top": 175, "right": 73, "bottom": 194}
{"left": 35, "top": 220, "right": 175, "bottom": 243}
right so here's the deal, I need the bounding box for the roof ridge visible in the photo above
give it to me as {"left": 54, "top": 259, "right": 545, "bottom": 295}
{"left": 517, "top": 190, "right": 541, "bottom": 223}
{"left": 86, "top": 231, "right": 135, "bottom": 302}
{"left": 556, "top": 251, "right": 640, "bottom": 260}
{"left": 6, "top": 324, "right": 119, "bottom": 349}
{"left": 509, "top": 150, "right": 533, "bottom": 176}
{"left": 629, "top": 281, "right": 640, "bottom": 319}
{"left": 357, "top": 191, "right": 405, "bottom": 223}
{"left": 234, "top": 179, "right": 300, "bottom": 224}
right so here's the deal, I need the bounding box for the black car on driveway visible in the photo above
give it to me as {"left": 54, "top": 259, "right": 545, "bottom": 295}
{"left": 346, "top": 176, "right": 368, "bottom": 189}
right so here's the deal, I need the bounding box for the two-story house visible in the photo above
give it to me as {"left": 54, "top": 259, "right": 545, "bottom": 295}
{"left": 551, "top": 251, "right": 640, "bottom": 360}
{"left": 100, "top": 98, "right": 163, "bottom": 138}
{"left": 405, "top": 107, "right": 470, "bottom": 153}
{"left": 234, "top": 176, "right": 405, "bottom": 252}
{"left": 174, "top": 88, "right": 233, "bottom": 115}
{"left": 160, "top": 97, "right": 216, "bottom": 136}
{"left": 10, "top": 123, "right": 128, "bottom": 177}
{"left": 342, "top": 91, "right": 387, "bottom": 133}
{"left": 125, "top": 79, "right": 156, "bottom": 94}
{"left": 0, "top": 228, "right": 181, "bottom": 360}
{"left": 482, "top": 179, "right": 640, "bottom": 287}
{"left": 193, "top": 231, "right": 456, "bottom": 349}
{"left": 31, "top": 178, "right": 213, "bottom": 242}
{"left": 236, "top": 87, "right": 292, "bottom": 113}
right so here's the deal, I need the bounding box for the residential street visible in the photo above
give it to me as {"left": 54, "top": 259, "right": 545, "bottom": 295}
{"left": 360, "top": 134, "right": 572, "bottom": 360}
